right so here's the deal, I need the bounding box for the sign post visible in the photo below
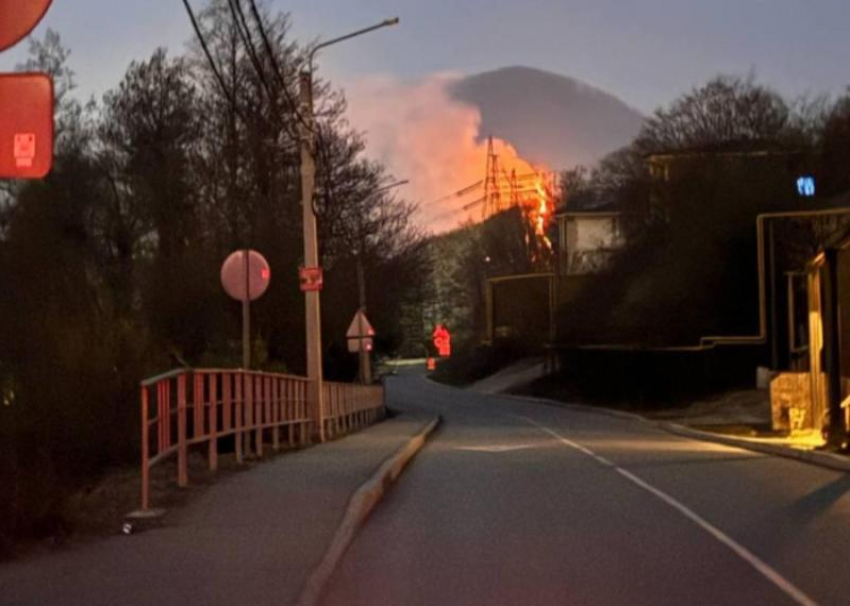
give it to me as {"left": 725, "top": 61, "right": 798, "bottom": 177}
{"left": 347, "top": 309, "right": 375, "bottom": 384}
{"left": 221, "top": 250, "right": 271, "bottom": 369}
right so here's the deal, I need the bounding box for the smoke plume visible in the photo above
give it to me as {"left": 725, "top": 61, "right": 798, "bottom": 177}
{"left": 343, "top": 73, "right": 540, "bottom": 233}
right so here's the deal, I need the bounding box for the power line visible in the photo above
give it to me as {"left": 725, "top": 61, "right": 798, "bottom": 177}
{"left": 181, "top": 0, "right": 238, "bottom": 111}
{"left": 227, "top": 0, "right": 273, "bottom": 104}
{"left": 245, "top": 0, "right": 335, "bottom": 194}
{"left": 246, "top": 0, "right": 312, "bottom": 134}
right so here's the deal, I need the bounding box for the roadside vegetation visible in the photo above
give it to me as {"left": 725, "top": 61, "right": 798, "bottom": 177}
{"left": 0, "top": 1, "right": 426, "bottom": 552}
{"left": 559, "top": 76, "right": 850, "bottom": 346}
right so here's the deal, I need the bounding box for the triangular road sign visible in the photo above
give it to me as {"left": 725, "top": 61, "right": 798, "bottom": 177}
{"left": 347, "top": 309, "right": 375, "bottom": 339}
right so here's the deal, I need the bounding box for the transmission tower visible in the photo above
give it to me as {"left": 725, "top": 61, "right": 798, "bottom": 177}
{"left": 482, "top": 136, "right": 503, "bottom": 219}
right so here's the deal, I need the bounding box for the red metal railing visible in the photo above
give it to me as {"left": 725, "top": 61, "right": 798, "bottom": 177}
{"left": 140, "top": 368, "right": 385, "bottom": 510}
{"left": 323, "top": 381, "right": 386, "bottom": 439}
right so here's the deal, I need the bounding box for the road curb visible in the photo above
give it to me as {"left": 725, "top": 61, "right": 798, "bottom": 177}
{"left": 658, "top": 421, "right": 850, "bottom": 473}
{"left": 294, "top": 415, "right": 442, "bottom": 606}
{"left": 503, "top": 392, "right": 850, "bottom": 474}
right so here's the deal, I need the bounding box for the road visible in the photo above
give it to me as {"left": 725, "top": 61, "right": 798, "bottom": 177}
{"left": 322, "top": 372, "right": 850, "bottom": 606}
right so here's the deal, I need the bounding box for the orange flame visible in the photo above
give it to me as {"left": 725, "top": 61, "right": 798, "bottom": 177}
{"left": 482, "top": 142, "right": 555, "bottom": 236}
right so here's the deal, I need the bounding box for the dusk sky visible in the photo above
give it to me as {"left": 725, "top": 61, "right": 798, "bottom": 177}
{"left": 1, "top": 0, "right": 848, "bottom": 113}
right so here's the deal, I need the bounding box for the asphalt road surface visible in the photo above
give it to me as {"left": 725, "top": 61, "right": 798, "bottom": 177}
{"left": 322, "top": 372, "right": 850, "bottom": 606}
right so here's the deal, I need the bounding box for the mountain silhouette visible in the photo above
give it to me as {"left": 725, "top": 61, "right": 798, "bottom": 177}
{"left": 450, "top": 66, "right": 644, "bottom": 169}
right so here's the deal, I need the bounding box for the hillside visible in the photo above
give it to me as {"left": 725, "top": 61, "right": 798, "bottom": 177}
{"left": 450, "top": 66, "right": 644, "bottom": 169}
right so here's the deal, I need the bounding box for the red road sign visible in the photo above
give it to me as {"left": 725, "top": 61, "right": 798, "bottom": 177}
{"left": 0, "top": 73, "right": 53, "bottom": 179}
{"left": 299, "top": 266, "right": 323, "bottom": 292}
{"left": 433, "top": 324, "right": 451, "bottom": 357}
{"left": 0, "top": 0, "right": 53, "bottom": 52}
{"left": 220, "top": 250, "right": 271, "bottom": 302}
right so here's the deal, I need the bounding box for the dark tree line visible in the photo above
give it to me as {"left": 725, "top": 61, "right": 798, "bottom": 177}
{"left": 558, "top": 76, "right": 850, "bottom": 346}
{"left": 0, "top": 1, "right": 425, "bottom": 547}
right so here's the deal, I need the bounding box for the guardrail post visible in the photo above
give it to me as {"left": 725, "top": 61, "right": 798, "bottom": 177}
{"left": 301, "top": 381, "right": 310, "bottom": 446}
{"left": 235, "top": 372, "right": 243, "bottom": 464}
{"left": 208, "top": 373, "right": 218, "bottom": 472}
{"left": 177, "top": 374, "right": 188, "bottom": 488}
{"left": 254, "top": 374, "right": 264, "bottom": 459}
{"left": 193, "top": 373, "right": 204, "bottom": 440}
{"left": 245, "top": 373, "right": 255, "bottom": 458}
{"left": 272, "top": 377, "right": 280, "bottom": 451}
{"left": 141, "top": 385, "right": 150, "bottom": 511}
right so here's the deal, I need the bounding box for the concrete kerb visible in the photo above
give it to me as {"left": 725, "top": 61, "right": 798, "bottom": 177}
{"left": 294, "top": 415, "right": 442, "bottom": 606}
{"left": 660, "top": 422, "right": 850, "bottom": 473}
{"left": 442, "top": 371, "right": 850, "bottom": 473}
{"left": 503, "top": 393, "right": 850, "bottom": 473}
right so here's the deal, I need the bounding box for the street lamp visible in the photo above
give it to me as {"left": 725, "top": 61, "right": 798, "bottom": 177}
{"left": 299, "top": 17, "right": 399, "bottom": 442}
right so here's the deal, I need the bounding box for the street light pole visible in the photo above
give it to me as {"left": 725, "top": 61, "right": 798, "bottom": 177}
{"left": 299, "top": 17, "right": 399, "bottom": 442}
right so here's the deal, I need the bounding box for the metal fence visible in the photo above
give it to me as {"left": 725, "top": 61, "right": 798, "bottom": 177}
{"left": 322, "top": 381, "right": 386, "bottom": 440}
{"left": 140, "top": 368, "right": 385, "bottom": 510}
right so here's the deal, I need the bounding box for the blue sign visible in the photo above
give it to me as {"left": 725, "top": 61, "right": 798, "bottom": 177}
{"left": 797, "top": 176, "right": 816, "bottom": 197}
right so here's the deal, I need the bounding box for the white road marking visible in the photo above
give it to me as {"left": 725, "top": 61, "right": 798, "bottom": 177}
{"left": 516, "top": 415, "right": 818, "bottom": 606}
{"left": 455, "top": 444, "right": 539, "bottom": 453}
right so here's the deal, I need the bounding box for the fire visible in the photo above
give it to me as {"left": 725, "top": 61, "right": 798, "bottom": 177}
{"left": 434, "top": 135, "right": 556, "bottom": 246}
{"left": 532, "top": 173, "right": 554, "bottom": 239}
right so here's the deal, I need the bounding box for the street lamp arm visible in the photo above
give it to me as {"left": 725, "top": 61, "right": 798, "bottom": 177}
{"left": 308, "top": 17, "right": 400, "bottom": 69}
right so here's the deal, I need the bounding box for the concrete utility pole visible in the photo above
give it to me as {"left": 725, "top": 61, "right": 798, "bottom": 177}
{"left": 299, "top": 17, "right": 399, "bottom": 441}
{"left": 299, "top": 69, "right": 326, "bottom": 442}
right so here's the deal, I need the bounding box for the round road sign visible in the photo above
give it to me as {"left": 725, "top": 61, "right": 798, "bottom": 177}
{"left": 0, "top": 1, "right": 53, "bottom": 53}
{"left": 220, "top": 250, "right": 271, "bottom": 302}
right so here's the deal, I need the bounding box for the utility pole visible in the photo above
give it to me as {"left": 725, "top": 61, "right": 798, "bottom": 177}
{"left": 299, "top": 17, "right": 399, "bottom": 440}
{"left": 299, "top": 69, "right": 326, "bottom": 443}
{"left": 482, "top": 136, "right": 501, "bottom": 219}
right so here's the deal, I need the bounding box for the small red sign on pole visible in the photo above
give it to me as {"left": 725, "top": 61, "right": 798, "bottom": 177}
{"left": 427, "top": 357, "right": 436, "bottom": 371}
{"left": 0, "top": 73, "right": 54, "bottom": 179}
{"left": 299, "top": 266, "right": 323, "bottom": 292}
{"left": 433, "top": 324, "right": 452, "bottom": 357}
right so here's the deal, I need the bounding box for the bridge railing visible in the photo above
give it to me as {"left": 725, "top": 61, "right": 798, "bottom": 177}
{"left": 140, "top": 368, "right": 385, "bottom": 510}
{"left": 322, "top": 381, "right": 386, "bottom": 440}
